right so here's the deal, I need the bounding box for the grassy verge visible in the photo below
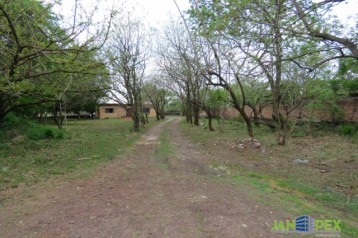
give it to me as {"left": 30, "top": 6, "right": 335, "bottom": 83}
{"left": 0, "top": 116, "right": 156, "bottom": 190}
{"left": 154, "top": 124, "right": 174, "bottom": 169}
{"left": 219, "top": 174, "right": 357, "bottom": 237}
{"left": 180, "top": 118, "right": 358, "bottom": 237}
{"left": 215, "top": 166, "right": 358, "bottom": 237}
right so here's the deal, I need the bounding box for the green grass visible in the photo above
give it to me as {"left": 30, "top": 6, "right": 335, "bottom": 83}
{"left": 277, "top": 180, "right": 318, "bottom": 196}
{"left": 221, "top": 169, "right": 358, "bottom": 237}
{"left": 154, "top": 125, "right": 174, "bottom": 166}
{"left": 0, "top": 117, "right": 155, "bottom": 189}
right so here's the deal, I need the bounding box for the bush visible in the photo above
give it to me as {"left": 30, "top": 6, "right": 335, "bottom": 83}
{"left": 1, "top": 113, "right": 65, "bottom": 140}
{"left": 26, "top": 126, "right": 61, "bottom": 140}
{"left": 0, "top": 113, "right": 26, "bottom": 139}
{"left": 26, "top": 127, "right": 44, "bottom": 140}
{"left": 2, "top": 113, "right": 23, "bottom": 128}
{"left": 44, "top": 128, "right": 55, "bottom": 138}
{"left": 338, "top": 124, "right": 357, "bottom": 136}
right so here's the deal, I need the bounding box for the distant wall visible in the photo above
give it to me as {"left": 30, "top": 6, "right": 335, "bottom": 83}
{"left": 210, "top": 97, "right": 358, "bottom": 122}
{"left": 336, "top": 97, "right": 358, "bottom": 122}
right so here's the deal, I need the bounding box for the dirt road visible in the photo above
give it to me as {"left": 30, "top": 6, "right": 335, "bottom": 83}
{"left": 0, "top": 118, "right": 287, "bottom": 238}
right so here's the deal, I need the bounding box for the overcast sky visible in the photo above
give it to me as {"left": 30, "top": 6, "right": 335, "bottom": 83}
{"left": 51, "top": 0, "right": 357, "bottom": 28}
{"left": 50, "top": 0, "right": 189, "bottom": 27}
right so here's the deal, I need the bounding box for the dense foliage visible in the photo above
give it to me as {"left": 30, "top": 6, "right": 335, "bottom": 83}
{"left": 0, "top": 0, "right": 110, "bottom": 126}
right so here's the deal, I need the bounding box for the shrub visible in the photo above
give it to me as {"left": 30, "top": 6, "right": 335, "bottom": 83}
{"left": 2, "top": 113, "right": 23, "bottom": 127}
{"left": 26, "top": 126, "right": 44, "bottom": 140}
{"left": 27, "top": 126, "right": 63, "bottom": 140}
{"left": 44, "top": 128, "right": 55, "bottom": 138}
{"left": 338, "top": 124, "right": 357, "bottom": 136}
{"left": 1, "top": 113, "right": 66, "bottom": 140}
{"left": 0, "top": 113, "right": 26, "bottom": 140}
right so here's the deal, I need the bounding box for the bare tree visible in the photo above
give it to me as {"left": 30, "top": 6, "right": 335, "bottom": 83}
{"left": 143, "top": 76, "right": 168, "bottom": 121}
{"left": 156, "top": 19, "right": 205, "bottom": 126}
{"left": 200, "top": 39, "right": 256, "bottom": 137}
{"left": 106, "top": 14, "right": 150, "bottom": 131}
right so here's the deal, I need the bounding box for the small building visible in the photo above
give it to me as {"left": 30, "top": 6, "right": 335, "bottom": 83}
{"left": 97, "top": 103, "right": 156, "bottom": 119}
{"left": 97, "top": 103, "right": 127, "bottom": 119}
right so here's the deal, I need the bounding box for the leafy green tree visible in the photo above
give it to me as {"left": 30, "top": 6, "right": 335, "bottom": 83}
{"left": 292, "top": 0, "right": 358, "bottom": 61}
{"left": 336, "top": 58, "right": 358, "bottom": 96}
{"left": 165, "top": 95, "right": 182, "bottom": 115}
{"left": 0, "top": 0, "right": 111, "bottom": 125}
{"left": 188, "top": 0, "right": 356, "bottom": 144}
{"left": 306, "top": 78, "right": 344, "bottom": 122}
{"left": 205, "top": 88, "right": 228, "bottom": 132}
{"left": 233, "top": 79, "right": 271, "bottom": 127}
{"left": 65, "top": 86, "right": 108, "bottom": 120}
{"left": 157, "top": 18, "right": 205, "bottom": 126}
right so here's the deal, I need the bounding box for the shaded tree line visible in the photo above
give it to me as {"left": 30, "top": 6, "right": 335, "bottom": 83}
{"left": 158, "top": 0, "right": 357, "bottom": 145}
{"left": 0, "top": 0, "right": 112, "bottom": 128}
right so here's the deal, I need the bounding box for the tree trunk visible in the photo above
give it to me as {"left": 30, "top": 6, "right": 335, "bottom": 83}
{"left": 159, "top": 101, "right": 165, "bottom": 119}
{"left": 153, "top": 103, "right": 161, "bottom": 121}
{"left": 244, "top": 116, "right": 254, "bottom": 138}
{"left": 0, "top": 99, "right": 9, "bottom": 125}
{"left": 275, "top": 112, "right": 288, "bottom": 145}
{"left": 186, "top": 86, "right": 193, "bottom": 124}
{"left": 273, "top": 0, "right": 286, "bottom": 145}
{"left": 186, "top": 101, "right": 193, "bottom": 124}
{"left": 232, "top": 99, "right": 254, "bottom": 137}
{"left": 53, "top": 107, "right": 62, "bottom": 129}
{"left": 193, "top": 103, "right": 200, "bottom": 126}
{"left": 133, "top": 119, "right": 140, "bottom": 132}
{"left": 160, "top": 109, "right": 165, "bottom": 120}
{"left": 252, "top": 106, "right": 260, "bottom": 127}
{"left": 133, "top": 111, "right": 140, "bottom": 132}
{"left": 52, "top": 102, "right": 65, "bottom": 129}
{"left": 218, "top": 117, "right": 223, "bottom": 133}
{"left": 207, "top": 110, "right": 215, "bottom": 131}
{"left": 140, "top": 114, "right": 146, "bottom": 126}
{"left": 186, "top": 114, "right": 191, "bottom": 123}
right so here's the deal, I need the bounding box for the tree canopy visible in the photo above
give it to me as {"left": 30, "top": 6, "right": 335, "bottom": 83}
{"left": 0, "top": 0, "right": 111, "bottom": 123}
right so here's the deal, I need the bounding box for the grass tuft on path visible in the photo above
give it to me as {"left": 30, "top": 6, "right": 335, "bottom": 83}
{"left": 154, "top": 124, "right": 174, "bottom": 169}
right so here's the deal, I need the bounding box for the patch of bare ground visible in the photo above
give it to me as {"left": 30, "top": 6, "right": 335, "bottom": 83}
{"left": 0, "top": 117, "right": 291, "bottom": 238}
{"left": 180, "top": 119, "right": 358, "bottom": 236}
{"left": 196, "top": 129, "right": 358, "bottom": 201}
